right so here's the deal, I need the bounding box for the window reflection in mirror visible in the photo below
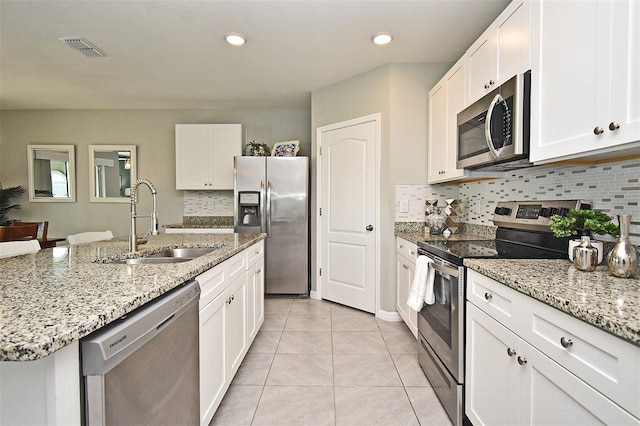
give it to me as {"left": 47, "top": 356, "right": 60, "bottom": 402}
{"left": 27, "top": 145, "right": 76, "bottom": 202}
{"left": 89, "top": 145, "right": 137, "bottom": 203}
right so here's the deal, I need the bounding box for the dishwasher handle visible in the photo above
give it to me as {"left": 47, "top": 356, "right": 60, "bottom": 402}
{"left": 81, "top": 280, "right": 200, "bottom": 376}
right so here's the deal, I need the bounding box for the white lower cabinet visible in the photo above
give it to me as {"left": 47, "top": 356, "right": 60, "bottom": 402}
{"left": 198, "top": 241, "right": 265, "bottom": 426}
{"left": 396, "top": 237, "right": 418, "bottom": 337}
{"left": 466, "top": 270, "right": 640, "bottom": 426}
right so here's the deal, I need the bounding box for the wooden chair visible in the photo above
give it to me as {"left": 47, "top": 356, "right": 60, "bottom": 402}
{"left": 11, "top": 221, "right": 48, "bottom": 241}
{"left": 67, "top": 230, "right": 113, "bottom": 245}
{"left": 0, "top": 240, "right": 41, "bottom": 258}
{"left": 0, "top": 224, "right": 39, "bottom": 242}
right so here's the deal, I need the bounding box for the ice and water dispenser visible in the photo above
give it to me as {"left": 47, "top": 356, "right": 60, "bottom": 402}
{"left": 236, "top": 191, "right": 261, "bottom": 231}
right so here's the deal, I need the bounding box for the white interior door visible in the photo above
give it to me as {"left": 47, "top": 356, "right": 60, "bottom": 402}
{"left": 319, "top": 117, "right": 378, "bottom": 313}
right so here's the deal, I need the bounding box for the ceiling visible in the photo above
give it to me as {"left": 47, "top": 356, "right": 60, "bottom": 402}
{"left": 0, "top": 0, "right": 509, "bottom": 110}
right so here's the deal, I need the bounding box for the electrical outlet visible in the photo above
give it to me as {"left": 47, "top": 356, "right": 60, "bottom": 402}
{"left": 400, "top": 200, "right": 409, "bottom": 213}
{"left": 208, "top": 201, "right": 215, "bottom": 210}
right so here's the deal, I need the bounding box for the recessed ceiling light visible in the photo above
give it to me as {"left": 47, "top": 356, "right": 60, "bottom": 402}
{"left": 371, "top": 32, "right": 393, "bottom": 45}
{"left": 225, "top": 33, "right": 246, "bottom": 46}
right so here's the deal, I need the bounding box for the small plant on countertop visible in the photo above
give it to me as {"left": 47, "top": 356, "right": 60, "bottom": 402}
{"left": 549, "top": 209, "right": 619, "bottom": 238}
{"left": 0, "top": 183, "right": 25, "bottom": 226}
{"left": 246, "top": 140, "right": 271, "bottom": 156}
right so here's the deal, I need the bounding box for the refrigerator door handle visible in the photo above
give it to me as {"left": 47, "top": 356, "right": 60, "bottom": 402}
{"left": 266, "top": 180, "right": 272, "bottom": 237}
{"left": 260, "top": 180, "right": 266, "bottom": 231}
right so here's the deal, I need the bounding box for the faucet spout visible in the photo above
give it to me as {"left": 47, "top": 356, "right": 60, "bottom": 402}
{"left": 129, "top": 178, "right": 159, "bottom": 252}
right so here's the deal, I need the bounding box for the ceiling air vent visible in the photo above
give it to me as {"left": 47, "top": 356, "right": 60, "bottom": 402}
{"left": 59, "top": 37, "right": 106, "bottom": 57}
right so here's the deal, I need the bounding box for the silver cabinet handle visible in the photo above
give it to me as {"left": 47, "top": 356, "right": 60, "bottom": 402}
{"left": 609, "top": 122, "right": 620, "bottom": 131}
{"left": 489, "top": 79, "right": 495, "bottom": 86}
{"left": 594, "top": 126, "right": 605, "bottom": 135}
{"left": 484, "top": 83, "right": 490, "bottom": 89}
{"left": 366, "top": 225, "right": 374, "bottom": 231}
{"left": 560, "top": 337, "right": 573, "bottom": 348}
{"left": 402, "top": 264, "right": 409, "bottom": 270}
{"left": 410, "top": 250, "right": 416, "bottom": 256}
{"left": 399, "top": 244, "right": 404, "bottom": 249}
{"left": 517, "top": 356, "right": 527, "bottom": 366}
{"left": 484, "top": 292, "right": 492, "bottom": 300}
{"left": 256, "top": 268, "right": 261, "bottom": 274}
{"left": 507, "top": 347, "right": 516, "bottom": 357}
{"left": 255, "top": 249, "right": 261, "bottom": 255}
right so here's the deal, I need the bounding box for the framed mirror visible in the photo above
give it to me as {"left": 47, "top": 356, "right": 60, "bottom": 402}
{"left": 89, "top": 145, "right": 137, "bottom": 203}
{"left": 27, "top": 145, "right": 76, "bottom": 203}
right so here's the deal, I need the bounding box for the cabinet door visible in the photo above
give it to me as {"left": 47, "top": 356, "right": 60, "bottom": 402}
{"left": 466, "top": 303, "right": 520, "bottom": 426}
{"left": 530, "top": 0, "right": 611, "bottom": 163}
{"left": 519, "top": 340, "right": 639, "bottom": 426}
{"left": 396, "top": 253, "right": 417, "bottom": 337}
{"left": 246, "top": 256, "right": 265, "bottom": 343}
{"left": 495, "top": 0, "right": 530, "bottom": 87}
{"left": 466, "top": 31, "right": 495, "bottom": 104}
{"left": 209, "top": 124, "right": 242, "bottom": 190}
{"left": 199, "top": 291, "right": 228, "bottom": 425}
{"left": 609, "top": 0, "right": 640, "bottom": 147}
{"left": 176, "top": 124, "right": 211, "bottom": 189}
{"left": 225, "top": 271, "right": 248, "bottom": 377}
{"left": 427, "top": 57, "right": 467, "bottom": 184}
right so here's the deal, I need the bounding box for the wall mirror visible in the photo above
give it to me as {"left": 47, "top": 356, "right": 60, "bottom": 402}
{"left": 27, "top": 144, "right": 76, "bottom": 203}
{"left": 89, "top": 145, "right": 137, "bottom": 203}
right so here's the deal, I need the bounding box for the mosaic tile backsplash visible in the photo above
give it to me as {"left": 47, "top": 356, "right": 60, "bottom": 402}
{"left": 184, "top": 190, "right": 234, "bottom": 216}
{"left": 395, "top": 158, "right": 640, "bottom": 244}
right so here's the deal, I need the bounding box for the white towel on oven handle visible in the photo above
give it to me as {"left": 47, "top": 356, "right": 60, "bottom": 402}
{"left": 406, "top": 255, "right": 436, "bottom": 311}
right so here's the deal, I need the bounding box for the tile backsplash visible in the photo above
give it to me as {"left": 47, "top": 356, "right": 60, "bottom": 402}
{"left": 184, "top": 190, "right": 234, "bottom": 216}
{"left": 396, "top": 158, "right": 639, "bottom": 242}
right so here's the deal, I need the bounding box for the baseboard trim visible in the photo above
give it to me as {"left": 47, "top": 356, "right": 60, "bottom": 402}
{"left": 377, "top": 309, "right": 402, "bottom": 322}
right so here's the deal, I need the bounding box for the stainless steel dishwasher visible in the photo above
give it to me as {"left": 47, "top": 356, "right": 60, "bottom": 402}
{"left": 81, "top": 280, "right": 200, "bottom": 425}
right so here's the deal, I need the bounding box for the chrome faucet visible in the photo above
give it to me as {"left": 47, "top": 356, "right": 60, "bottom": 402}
{"left": 129, "top": 178, "right": 159, "bottom": 252}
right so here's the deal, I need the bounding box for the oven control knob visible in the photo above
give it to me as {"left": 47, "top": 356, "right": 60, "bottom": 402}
{"left": 494, "top": 207, "right": 511, "bottom": 216}
{"left": 539, "top": 207, "right": 551, "bottom": 218}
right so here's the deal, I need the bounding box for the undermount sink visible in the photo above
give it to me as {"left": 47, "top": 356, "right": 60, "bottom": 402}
{"left": 113, "top": 247, "right": 220, "bottom": 265}
{"left": 147, "top": 247, "right": 219, "bottom": 258}
{"left": 118, "top": 257, "right": 191, "bottom": 265}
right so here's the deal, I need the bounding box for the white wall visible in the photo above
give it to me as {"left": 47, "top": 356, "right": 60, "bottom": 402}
{"left": 0, "top": 108, "right": 310, "bottom": 239}
{"left": 311, "top": 62, "right": 451, "bottom": 312}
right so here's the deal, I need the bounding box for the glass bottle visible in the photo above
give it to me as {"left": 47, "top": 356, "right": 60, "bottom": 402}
{"left": 427, "top": 206, "right": 447, "bottom": 235}
{"left": 607, "top": 214, "right": 638, "bottom": 278}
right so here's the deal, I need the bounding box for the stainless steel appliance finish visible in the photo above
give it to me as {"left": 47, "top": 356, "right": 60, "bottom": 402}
{"left": 416, "top": 253, "right": 465, "bottom": 426}
{"left": 457, "top": 71, "right": 531, "bottom": 171}
{"left": 82, "top": 280, "right": 200, "bottom": 426}
{"left": 416, "top": 199, "right": 591, "bottom": 426}
{"left": 234, "top": 156, "right": 309, "bottom": 295}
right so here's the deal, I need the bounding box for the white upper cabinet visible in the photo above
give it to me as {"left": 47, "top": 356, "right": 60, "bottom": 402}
{"left": 466, "top": 0, "right": 531, "bottom": 105}
{"left": 175, "top": 124, "right": 242, "bottom": 190}
{"left": 428, "top": 57, "right": 468, "bottom": 183}
{"left": 530, "top": 0, "right": 640, "bottom": 163}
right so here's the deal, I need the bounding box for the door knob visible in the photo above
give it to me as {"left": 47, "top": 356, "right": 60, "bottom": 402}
{"left": 366, "top": 225, "right": 374, "bottom": 231}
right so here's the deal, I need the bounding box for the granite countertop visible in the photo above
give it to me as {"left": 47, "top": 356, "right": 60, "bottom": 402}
{"left": 464, "top": 259, "right": 640, "bottom": 346}
{"left": 164, "top": 216, "right": 233, "bottom": 229}
{"left": 0, "top": 233, "right": 265, "bottom": 362}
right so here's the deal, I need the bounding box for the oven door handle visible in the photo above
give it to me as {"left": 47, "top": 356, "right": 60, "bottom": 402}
{"left": 428, "top": 261, "right": 458, "bottom": 278}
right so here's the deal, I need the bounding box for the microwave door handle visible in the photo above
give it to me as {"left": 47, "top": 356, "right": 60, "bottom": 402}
{"left": 485, "top": 93, "right": 505, "bottom": 159}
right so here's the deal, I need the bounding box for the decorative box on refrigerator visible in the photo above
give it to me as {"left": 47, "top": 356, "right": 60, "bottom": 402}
{"left": 234, "top": 156, "right": 309, "bottom": 295}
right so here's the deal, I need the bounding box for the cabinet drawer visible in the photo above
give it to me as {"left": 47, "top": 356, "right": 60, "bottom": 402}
{"left": 521, "top": 298, "right": 640, "bottom": 418}
{"left": 396, "top": 237, "right": 417, "bottom": 260}
{"left": 227, "top": 251, "right": 247, "bottom": 283}
{"left": 198, "top": 262, "right": 227, "bottom": 309}
{"left": 467, "top": 270, "right": 522, "bottom": 334}
{"left": 247, "top": 240, "right": 264, "bottom": 268}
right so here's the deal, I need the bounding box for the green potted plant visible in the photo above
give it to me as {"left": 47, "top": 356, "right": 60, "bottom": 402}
{"left": 246, "top": 140, "right": 271, "bottom": 156}
{"left": 550, "top": 209, "right": 619, "bottom": 263}
{"left": 0, "top": 184, "right": 25, "bottom": 226}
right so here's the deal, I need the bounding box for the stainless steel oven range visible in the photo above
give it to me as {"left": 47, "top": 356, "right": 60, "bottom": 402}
{"left": 415, "top": 199, "right": 590, "bottom": 426}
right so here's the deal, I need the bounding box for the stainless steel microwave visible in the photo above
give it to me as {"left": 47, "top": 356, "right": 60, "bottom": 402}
{"left": 457, "top": 71, "right": 531, "bottom": 171}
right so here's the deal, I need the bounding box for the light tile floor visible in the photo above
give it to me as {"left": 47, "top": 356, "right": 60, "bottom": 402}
{"left": 210, "top": 298, "right": 453, "bottom": 426}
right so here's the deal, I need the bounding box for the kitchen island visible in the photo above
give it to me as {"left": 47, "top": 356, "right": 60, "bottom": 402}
{"left": 0, "top": 232, "right": 265, "bottom": 425}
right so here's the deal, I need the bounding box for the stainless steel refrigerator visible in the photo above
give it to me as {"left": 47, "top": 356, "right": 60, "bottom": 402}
{"left": 234, "top": 156, "right": 309, "bottom": 295}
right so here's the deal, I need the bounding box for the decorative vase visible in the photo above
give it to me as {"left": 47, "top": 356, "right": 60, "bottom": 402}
{"left": 573, "top": 236, "right": 598, "bottom": 272}
{"left": 607, "top": 214, "right": 639, "bottom": 278}
{"left": 427, "top": 206, "right": 447, "bottom": 235}
{"left": 569, "top": 238, "right": 604, "bottom": 264}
